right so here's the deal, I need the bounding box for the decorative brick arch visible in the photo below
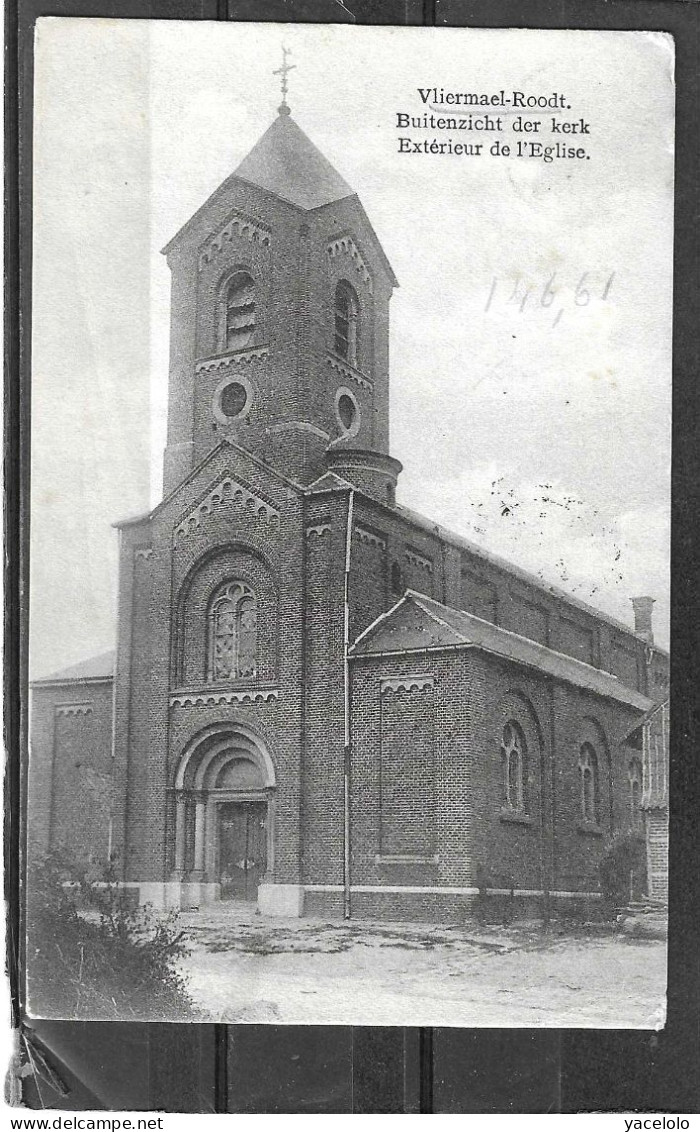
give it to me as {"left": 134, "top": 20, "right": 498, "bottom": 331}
{"left": 174, "top": 721, "right": 276, "bottom": 792}
{"left": 490, "top": 688, "right": 545, "bottom": 818}
{"left": 577, "top": 715, "right": 613, "bottom": 832}
{"left": 215, "top": 264, "right": 259, "bottom": 353}
{"left": 171, "top": 542, "right": 279, "bottom": 687}
{"left": 171, "top": 722, "right": 277, "bottom": 904}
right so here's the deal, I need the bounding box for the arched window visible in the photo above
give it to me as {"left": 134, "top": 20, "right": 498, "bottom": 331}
{"left": 334, "top": 280, "right": 359, "bottom": 366}
{"left": 390, "top": 561, "right": 403, "bottom": 596}
{"left": 501, "top": 721, "right": 527, "bottom": 812}
{"left": 224, "top": 272, "right": 256, "bottom": 352}
{"left": 208, "top": 581, "right": 257, "bottom": 682}
{"left": 578, "top": 742, "right": 599, "bottom": 824}
{"left": 628, "top": 758, "right": 643, "bottom": 830}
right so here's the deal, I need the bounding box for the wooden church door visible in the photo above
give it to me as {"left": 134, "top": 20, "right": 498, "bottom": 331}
{"left": 218, "top": 800, "right": 267, "bottom": 901}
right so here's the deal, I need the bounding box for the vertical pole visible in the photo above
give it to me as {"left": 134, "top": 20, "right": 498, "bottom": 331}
{"left": 343, "top": 489, "right": 355, "bottom": 920}
{"left": 642, "top": 720, "right": 649, "bottom": 803}
{"left": 541, "top": 680, "right": 556, "bottom": 926}
{"left": 660, "top": 701, "right": 668, "bottom": 802}
{"left": 174, "top": 794, "right": 187, "bottom": 874}
{"left": 193, "top": 795, "right": 206, "bottom": 875}
{"left": 244, "top": 809, "right": 250, "bottom": 901}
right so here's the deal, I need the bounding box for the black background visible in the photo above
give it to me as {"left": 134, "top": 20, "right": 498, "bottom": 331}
{"left": 5, "top": 0, "right": 699, "bottom": 1113}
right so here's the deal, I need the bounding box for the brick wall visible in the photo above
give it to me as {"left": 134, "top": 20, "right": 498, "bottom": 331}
{"left": 348, "top": 646, "right": 644, "bottom": 916}
{"left": 344, "top": 493, "right": 661, "bottom": 693}
{"left": 28, "top": 681, "right": 114, "bottom": 867}
{"left": 114, "top": 443, "right": 307, "bottom": 887}
{"left": 379, "top": 681, "right": 436, "bottom": 857}
{"left": 163, "top": 178, "right": 395, "bottom": 493}
{"left": 460, "top": 567, "right": 497, "bottom": 622}
{"left": 301, "top": 493, "right": 347, "bottom": 885}
{"left": 646, "top": 810, "right": 668, "bottom": 901}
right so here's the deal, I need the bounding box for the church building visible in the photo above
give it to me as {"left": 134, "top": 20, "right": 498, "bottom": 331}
{"left": 29, "top": 92, "right": 669, "bottom": 922}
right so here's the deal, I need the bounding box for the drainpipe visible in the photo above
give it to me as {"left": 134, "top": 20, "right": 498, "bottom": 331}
{"left": 343, "top": 489, "right": 355, "bottom": 920}
{"left": 544, "top": 679, "right": 557, "bottom": 921}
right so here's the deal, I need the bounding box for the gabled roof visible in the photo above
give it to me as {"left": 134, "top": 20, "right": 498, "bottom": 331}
{"left": 625, "top": 697, "right": 670, "bottom": 746}
{"left": 113, "top": 437, "right": 302, "bottom": 529}
{"left": 31, "top": 650, "right": 115, "bottom": 686}
{"left": 162, "top": 111, "right": 398, "bottom": 286}
{"left": 393, "top": 502, "right": 667, "bottom": 656}
{"left": 304, "top": 471, "right": 356, "bottom": 495}
{"left": 350, "top": 591, "right": 652, "bottom": 711}
{"left": 233, "top": 110, "right": 354, "bottom": 211}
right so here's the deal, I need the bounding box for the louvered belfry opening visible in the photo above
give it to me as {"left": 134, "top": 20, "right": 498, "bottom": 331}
{"left": 225, "top": 271, "right": 256, "bottom": 350}
{"left": 334, "top": 279, "right": 359, "bottom": 366}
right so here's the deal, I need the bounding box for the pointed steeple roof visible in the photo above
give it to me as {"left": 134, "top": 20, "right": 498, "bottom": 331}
{"left": 162, "top": 107, "right": 397, "bottom": 287}
{"left": 233, "top": 108, "right": 354, "bottom": 211}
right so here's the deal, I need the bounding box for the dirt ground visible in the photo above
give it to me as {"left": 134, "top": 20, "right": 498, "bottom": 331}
{"left": 177, "top": 906, "right": 667, "bottom": 1028}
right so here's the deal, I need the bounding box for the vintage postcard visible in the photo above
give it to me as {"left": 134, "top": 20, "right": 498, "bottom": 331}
{"left": 26, "top": 20, "right": 672, "bottom": 1025}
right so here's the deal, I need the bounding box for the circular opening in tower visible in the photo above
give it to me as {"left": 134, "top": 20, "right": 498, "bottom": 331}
{"left": 219, "top": 381, "right": 249, "bottom": 419}
{"left": 338, "top": 394, "right": 355, "bottom": 430}
{"left": 335, "top": 388, "right": 360, "bottom": 436}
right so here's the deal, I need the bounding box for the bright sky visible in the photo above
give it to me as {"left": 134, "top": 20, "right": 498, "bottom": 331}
{"left": 30, "top": 21, "right": 673, "bottom": 676}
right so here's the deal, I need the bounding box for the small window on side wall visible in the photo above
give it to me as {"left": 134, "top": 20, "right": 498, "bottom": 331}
{"left": 628, "top": 758, "right": 643, "bottom": 831}
{"left": 390, "top": 561, "right": 403, "bottom": 596}
{"left": 224, "top": 271, "right": 256, "bottom": 352}
{"left": 501, "top": 721, "right": 527, "bottom": 812}
{"left": 334, "top": 280, "right": 359, "bottom": 367}
{"left": 578, "top": 742, "right": 600, "bottom": 824}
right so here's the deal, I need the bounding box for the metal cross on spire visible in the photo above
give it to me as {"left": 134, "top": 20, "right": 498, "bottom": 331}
{"left": 274, "top": 46, "right": 296, "bottom": 114}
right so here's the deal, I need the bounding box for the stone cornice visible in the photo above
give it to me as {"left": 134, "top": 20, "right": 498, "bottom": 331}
{"left": 327, "top": 354, "right": 373, "bottom": 392}
{"left": 195, "top": 347, "right": 269, "bottom": 374}
{"left": 198, "top": 214, "right": 271, "bottom": 270}
{"left": 327, "top": 235, "right": 373, "bottom": 293}
{"left": 55, "top": 703, "right": 93, "bottom": 717}
{"left": 174, "top": 476, "right": 280, "bottom": 541}
{"left": 170, "top": 687, "right": 279, "bottom": 708}
{"left": 380, "top": 675, "right": 435, "bottom": 695}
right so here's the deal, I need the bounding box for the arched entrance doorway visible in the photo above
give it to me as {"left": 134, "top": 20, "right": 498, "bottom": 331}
{"left": 171, "top": 724, "right": 275, "bottom": 908}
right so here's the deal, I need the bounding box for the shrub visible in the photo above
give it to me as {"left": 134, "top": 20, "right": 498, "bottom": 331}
{"left": 598, "top": 831, "right": 648, "bottom": 909}
{"left": 26, "top": 854, "right": 201, "bottom": 1020}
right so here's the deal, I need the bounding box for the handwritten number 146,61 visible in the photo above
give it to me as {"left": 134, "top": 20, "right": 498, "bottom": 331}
{"left": 484, "top": 272, "right": 615, "bottom": 327}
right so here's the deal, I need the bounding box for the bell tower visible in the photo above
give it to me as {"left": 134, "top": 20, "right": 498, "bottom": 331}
{"left": 161, "top": 79, "right": 399, "bottom": 497}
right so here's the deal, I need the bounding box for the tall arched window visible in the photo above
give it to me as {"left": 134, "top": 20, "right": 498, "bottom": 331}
{"left": 224, "top": 272, "right": 256, "bottom": 352}
{"left": 578, "top": 742, "right": 599, "bottom": 824}
{"left": 208, "top": 581, "right": 257, "bottom": 682}
{"left": 390, "top": 561, "right": 404, "bottom": 596}
{"left": 501, "top": 721, "right": 527, "bottom": 812}
{"left": 334, "top": 280, "right": 359, "bottom": 366}
{"left": 628, "top": 758, "right": 643, "bottom": 830}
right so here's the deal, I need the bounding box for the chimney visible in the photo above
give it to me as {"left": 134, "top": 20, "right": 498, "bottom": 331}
{"left": 631, "top": 596, "right": 655, "bottom": 644}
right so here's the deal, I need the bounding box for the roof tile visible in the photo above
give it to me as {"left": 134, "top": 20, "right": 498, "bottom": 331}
{"left": 351, "top": 591, "right": 651, "bottom": 712}
{"left": 234, "top": 111, "right": 354, "bottom": 211}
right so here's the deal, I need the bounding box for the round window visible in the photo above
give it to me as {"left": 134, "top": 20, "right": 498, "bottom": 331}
{"left": 220, "top": 381, "right": 249, "bottom": 419}
{"left": 334, "top": 386, "right": 360, "bottom": 437}
{"left": 213, "top": 374, "right": 253, "bottom": 426}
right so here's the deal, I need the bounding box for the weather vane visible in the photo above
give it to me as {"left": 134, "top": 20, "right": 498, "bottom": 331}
{"left": 273, "top": 45, "right": 296, "bottom": 113}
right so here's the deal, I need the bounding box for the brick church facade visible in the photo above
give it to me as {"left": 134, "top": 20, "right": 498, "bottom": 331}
{"left": 29, "top": 103, "right": 669, "bottom": 921}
